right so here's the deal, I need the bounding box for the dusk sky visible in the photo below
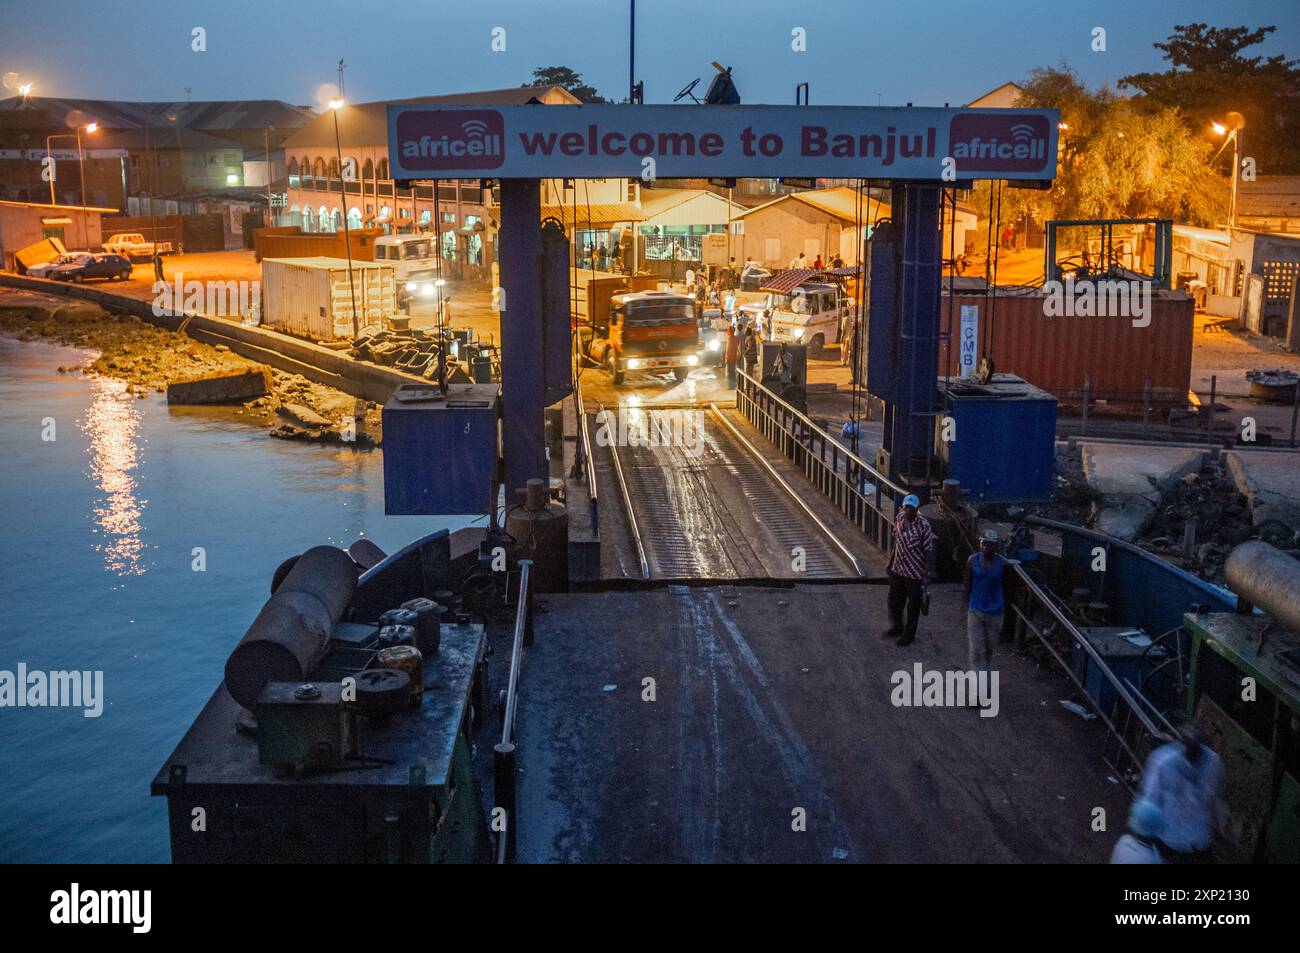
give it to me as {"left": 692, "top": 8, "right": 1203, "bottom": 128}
{"left": 1, "top": 0, "right": 1298, "bottom": 108}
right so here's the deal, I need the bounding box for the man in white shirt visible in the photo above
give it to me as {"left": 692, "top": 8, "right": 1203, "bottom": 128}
{"left": 788, "top": 252, "right": 806, "bottom": 271}
{"left": 1138, "top": 726, "right": 1222, "bottom": 862}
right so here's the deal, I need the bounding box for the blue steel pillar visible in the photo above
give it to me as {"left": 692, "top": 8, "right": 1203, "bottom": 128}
{"left": 498, "top": 179, "right": 548, "bottom": 501}
{"left": 885, "top": 182, "right": 942, "bottom": 479}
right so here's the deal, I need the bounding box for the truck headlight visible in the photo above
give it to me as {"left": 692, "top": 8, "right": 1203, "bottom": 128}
{"left": 405, "top": 281, "right": 417, "bottom": 293}
{"left": 687, "top": 354, "right": 700, "bottom": 366}
{"left": 627, "top": 358, "right": 642, "bottom": 369}
{"left": 706, "top": 339, "right": 721, "bottom": 352}
{"left": 792, "top": 328, "right": 805, "bottom": 341}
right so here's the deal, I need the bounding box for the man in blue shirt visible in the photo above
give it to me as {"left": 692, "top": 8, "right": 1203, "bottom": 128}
{"left": 962, "top": 529, "right": 1007, "bottom": 673}
{"left": 1139, "top": 726, "right": 1222, "bottom": 862}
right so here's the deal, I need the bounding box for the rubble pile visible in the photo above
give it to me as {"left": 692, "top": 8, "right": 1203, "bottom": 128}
{"left": 1136, "top": 464, "right": 1280, "bottom": 584}
{"left": 0, "top": 298, "right": 380, "bottom": 445}
{"left": 350, "top": 327, "right": 488, "bottom": 384}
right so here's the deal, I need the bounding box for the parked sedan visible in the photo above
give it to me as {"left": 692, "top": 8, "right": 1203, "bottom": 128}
{"left": 48, "top": 253, "right": 133, "bottom": 283}
{"left": 26, "top": 253, "right": 94, "bottom": 278}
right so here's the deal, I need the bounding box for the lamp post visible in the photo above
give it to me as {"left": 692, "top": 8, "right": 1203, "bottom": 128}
{"left": 329, "top": 99, "right": 359, "bottom": 337}
{"left": 1212, "top": 112, "right": 1245, "bottom": 229}
{"left": 46, "top": 121, "right": 96, "bottom": 206}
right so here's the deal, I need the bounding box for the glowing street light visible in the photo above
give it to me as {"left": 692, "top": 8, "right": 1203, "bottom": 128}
{"left": 46, "top": 120, "right": 98, "bottom": 210}
{"left": 1211, "top": 112, "right": 1245, "bottom": 228}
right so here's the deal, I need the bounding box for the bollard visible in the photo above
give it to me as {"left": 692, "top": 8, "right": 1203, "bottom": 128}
{"left": 493, "top": 742, "right": 517, "bottom": 863}
{"left": 1207, "top": 375, "right": 1217, "bottom": 434}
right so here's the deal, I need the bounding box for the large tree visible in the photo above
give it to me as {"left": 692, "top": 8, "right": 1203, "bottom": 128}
{"left": 974, "top": 65, "right": 1228, "bottom": 233}
{"left": 1120, "top": 23, "right": 1300, "bottom": 175}
{"left": 524, "top": 66, "right": 608, "bottom": 103}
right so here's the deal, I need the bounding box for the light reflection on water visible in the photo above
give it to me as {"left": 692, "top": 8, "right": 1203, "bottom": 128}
{"left": 0, "top": 334, "right": 474, "bottom": 862}
{"left": 81, "top": 378, "right": 146, "bottom": 576}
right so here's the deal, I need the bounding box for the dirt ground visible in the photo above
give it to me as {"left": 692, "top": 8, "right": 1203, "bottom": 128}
{"left": 0, "top": 288, "right": 381, "bottom": 445}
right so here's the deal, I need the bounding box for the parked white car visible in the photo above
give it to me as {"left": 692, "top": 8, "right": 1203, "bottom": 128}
{"left": 102, "top": 233, "right": 173, "bottom": 260}
{"left": 26, "top": 252, "right": 94, "bottom": 278}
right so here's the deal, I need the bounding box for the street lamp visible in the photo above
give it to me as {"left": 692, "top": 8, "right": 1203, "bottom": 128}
{"left": 18, "top": 82, "right": 33, "bottom": 106}
{"left": 328, "top": 98, "right": 359, "bottom": 337}
{"left": 46, "top": 120, "right": 98, "bottom": 222}
{"left": 1212, "top": 112, "right": 1245, "bottom": 229}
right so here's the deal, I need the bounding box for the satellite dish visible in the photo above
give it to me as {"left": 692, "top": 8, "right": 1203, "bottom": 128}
{"left": 674, "top": 78, "right": 701, "bottom": 104}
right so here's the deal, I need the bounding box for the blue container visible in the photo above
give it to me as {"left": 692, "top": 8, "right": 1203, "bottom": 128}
{"left": 938, "top": 374, "right": 1056, "bottom": 502}
{"left": 1069, "top": 626, "right": 1161, "bottom": 718}
{"left": 382, "top": 383, "right": 499, "bottom": 516}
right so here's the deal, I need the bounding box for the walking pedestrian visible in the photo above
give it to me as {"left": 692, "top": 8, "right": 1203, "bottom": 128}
{"left": 1138, "top": 726, "right": 1222, "bottom": 863}
{"left": 884, "top": 495, "right": 934, "bottom": 646}
{"left": 741, "top": 325, "right": 758, "bottom": 382}
{"left": 152, "top": 250, "right": 164, "bottom": 283}
{"left": 813, "top": 254, "right": 824, "bottom": 270}
{"left": 685, "top": 266, "right": 695, "bottom": 291}
{"left": 788, "top": 251, "right": 806, "bottom": 271}
{"left": 1110, "top": 800, "right": 1166, "bottom": 864}
{"left": 963, "top": 529, "right": 1008, "bottom": 674}
{"left": 724, "top": 319, "right": 739, "bottom": 388}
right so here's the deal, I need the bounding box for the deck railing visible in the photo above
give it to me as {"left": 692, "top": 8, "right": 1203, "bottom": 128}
{"left": 494, "top": 559, "right": 532, "bottom": 864}
{"left": 733, "top": 369, "right": 907, "bottom": 551}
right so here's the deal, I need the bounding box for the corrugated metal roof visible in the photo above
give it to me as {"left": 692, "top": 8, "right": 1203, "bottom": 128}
{"left": 0, "top": 199, "right": 118, "bottom": 213}
{"left": 638, "top": 188, "right": 744, "bottom": 227}
{"left": 263, "top": 256, "right": 392, "bottom": 270}
{"left": 284, "top": 86, "right": 581, "bottom": 150}
{"left": 1238, "top": 176, "right": 1300, "bottom": 218}
{"left": 759, "top": 267, "right": 859, "bottom": 293}
{"left": 99, "top": 127, "right": 243, "bottom": 150}
{"left": 540, "top": 202, "right": 645, "bottom": 226}
{"left": 0, "top": 96, "right": 313, "bottom": 133}
{"left": 734, "top": 186, "right": 891, "bottom": 223}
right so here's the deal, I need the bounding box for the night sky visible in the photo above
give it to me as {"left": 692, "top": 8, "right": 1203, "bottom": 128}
{"left": 1, "top": 0, "right": 1297, "bottom": 108}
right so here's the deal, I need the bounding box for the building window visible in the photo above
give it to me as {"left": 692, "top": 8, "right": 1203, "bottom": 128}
{"left": 376, "top": 159, "right": 389, "bottom": 180}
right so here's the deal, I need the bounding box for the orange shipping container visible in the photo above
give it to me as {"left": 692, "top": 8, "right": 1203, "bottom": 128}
{"left": 938, "top": 290, "right": 1194, "bottom": 405}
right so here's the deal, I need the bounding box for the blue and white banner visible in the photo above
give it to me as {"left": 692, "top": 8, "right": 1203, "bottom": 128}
{"left": 387, "top": 104, "right": 1059, "bottom": 182}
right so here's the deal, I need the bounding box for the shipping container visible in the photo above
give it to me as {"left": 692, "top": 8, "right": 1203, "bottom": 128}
{"left": 253, "top": 226, "right": 384, "bottom": 262}
{"left": 938, "top": 289, "right": 1194, "bottom": 406}
{"left": 261, "top": 257, "right": 396, "bottom": 340}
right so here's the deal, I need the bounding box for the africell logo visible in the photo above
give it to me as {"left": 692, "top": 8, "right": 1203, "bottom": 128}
{"left": 395, "top": 110, "right": 504, "bottom": 171}
{"left": 948, "top": 113, "right": 1051, "bottom": 173}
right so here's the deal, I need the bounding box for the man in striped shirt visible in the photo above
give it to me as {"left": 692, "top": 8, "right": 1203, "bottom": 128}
{"left": 883, "top": 495, "right": 935, "bottom": 646}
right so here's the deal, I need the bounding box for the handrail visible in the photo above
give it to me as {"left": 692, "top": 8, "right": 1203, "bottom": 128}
{"left": 733, "top": 369, "right": 905, "bottom": 551}
{"left": 736, "top": 368, "right": 907, "bottom": 496}
{"left": 604, "top": 413, "right": 651, "bottom": 580}
{"left": 494, "top": 558, "right": 532, "bottom": 864}
{"left": 574, "top": 376, "right": 599, "bottom": 534}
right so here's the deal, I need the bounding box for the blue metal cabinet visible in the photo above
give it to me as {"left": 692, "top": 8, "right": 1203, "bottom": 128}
{"left": 382, "top": 384, "right": 499, "bottom": 516}
{"left": 937, "top": 374, "right": 1057, "bottom": 502}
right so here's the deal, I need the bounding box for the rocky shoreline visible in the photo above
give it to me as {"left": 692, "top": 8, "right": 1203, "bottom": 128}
{"left": 0, "top": 292, "right": 382, "bottom": 446}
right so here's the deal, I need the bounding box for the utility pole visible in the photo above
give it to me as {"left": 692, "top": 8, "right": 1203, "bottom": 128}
{"left": 265, "top": 125, "right": 275, "bottom": 227}
{"left": 629, "top": 0, "right": 636, "bottom": 103}
{"left": 329, "top": 100, "right": 359, "bottom": 337}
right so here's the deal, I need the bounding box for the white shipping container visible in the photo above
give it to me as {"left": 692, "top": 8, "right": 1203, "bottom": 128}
{"left": 261, "top": 257, "right": 396, "bottom": 340}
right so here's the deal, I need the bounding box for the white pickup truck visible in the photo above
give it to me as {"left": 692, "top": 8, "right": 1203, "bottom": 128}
{"left": 739, "top": 280, "right": 854, "bottom": 357}
{"left": 102, "top": 233, "right": 173, "bottom": 260}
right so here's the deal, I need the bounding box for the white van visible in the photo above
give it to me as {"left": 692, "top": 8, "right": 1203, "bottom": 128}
{"left": 739, "top": 281, "right": 853, "bottom": 357}
{"left": 373, "top": 234, "right": 438, "bottom": 283}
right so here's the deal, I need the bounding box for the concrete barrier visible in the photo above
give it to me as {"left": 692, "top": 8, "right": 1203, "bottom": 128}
{"left": 0, "top": 271, "right": 427, "bottom": 405}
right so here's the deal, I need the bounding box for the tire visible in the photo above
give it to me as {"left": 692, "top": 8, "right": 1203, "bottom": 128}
{"left": 810, "top": 334, "right": 826, "bottom": 359}
{"left": 118, "top": 270, "right": 130, "bottom": 281}
{"left": 672, "top": 367, "right": 690, "bottom": 382}
{"left": 607, "top": 352, "right": 624, "bottom": 385}
{"left": 72, "top": 274, "right": 84, "bottom": 283}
